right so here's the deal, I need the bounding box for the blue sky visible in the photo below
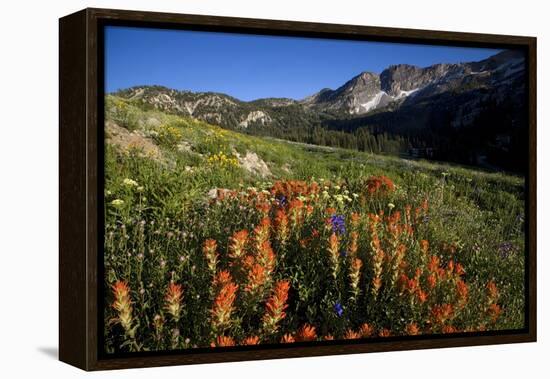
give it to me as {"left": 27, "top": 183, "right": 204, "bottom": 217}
{"left": 105, "top": 26, "right": 501, "bottom": 101}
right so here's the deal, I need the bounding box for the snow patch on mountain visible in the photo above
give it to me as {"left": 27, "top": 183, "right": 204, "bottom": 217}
{"left": 358, "top": 91, "right": 390, "bottom": 113}
{"left": 396, "top": 88, "right": 420, "bottom": 99}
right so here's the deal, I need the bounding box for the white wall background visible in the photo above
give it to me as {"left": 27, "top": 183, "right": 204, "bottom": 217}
{"left": 0, "top": 0, "right": 547, "bottom": 377}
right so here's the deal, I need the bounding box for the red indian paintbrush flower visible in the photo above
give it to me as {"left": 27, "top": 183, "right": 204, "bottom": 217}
{"left": 350, "top": 212, "right": 361, "bottom": 229}
{"left": 281, "top": 334, "right": 295, "bottom": 343}
{"left": 111, "top": 280, "right": 135, "bottom": 337}
{"left": 428, "top": 255, "right": 440, "bottom": 273}
{"left": 456, "top": 279, "right": 469, "bottom": 306}
{"left": 406, "top": 323, "right": 420, "bottom": 336}
{"left": 245, "top": 263, "right": 267, "bottom": 294}
{"left": 420, "top": 239, "right": 429, "bottom": 254}
{"left": 431, "top": 304, "right": 454, "bottom": 325}
{"left": 349, "top": 258, "right": 362, "bottom": 300}
{"left": 274, "top": 209, "right": 289, "bottom": 245}
{"left": 442, "top": 325, "right": 457, "bottom": 334}
{"left": 296, "top": 324, "right": 317, "bottom": 342}
{"left": 211, "top": 274, "right": 238, "bottom": 333}
{"left": 262, "top": 280, "right": 291, "bottom": 334}
{"left": 253, "top": 217, "right": 271, "bottom": 252}
{"left": 327, "top": 233, "right": 340, "bottom": 279}
{"left": 242, "top": 336, "right": 260, "bottom": 345}
{"left": 203, "top": 239, "right": 218, "bottom": 274}
{"left": 427, "top": 273, "right": 438, "bottom": 290}
{"left": 211, "top": 335, "right": 235, "bottom": 347}
{"left": 164, "top": 282, "right": 183, "bottom": 322}
{"left": 257, "top": 240, "right": 276, "bottom": 272}
{"left": 487, "top": 303, "right": 502, "bottom": 322}
{"left": 288, "top": 198, "right": 304, "bottom": 227}
{"left": 365, "top": 175, "right": 395, "bottom": 196}
{"left": 214, "top": 270, "right": 232, "bottom": 287}
{"left": 416, "top": 290, "right": 428, "bottom": 304}
{"left": 360, "top": 323, "right": 374, "bottom": 337}
{"left": 486, "top": 280, "right": 499, "bottom": 301}
{"left": 371, "top": 249, "right": 385, "bottom": 298}
{"left": 229, "top": 230, "right": 248, "bottom": 260}
{"left": 344, "top": 329, "right": 361, "bottom": 339}
{"left": 348, "top": 231, "right": 359, "bottom": 257}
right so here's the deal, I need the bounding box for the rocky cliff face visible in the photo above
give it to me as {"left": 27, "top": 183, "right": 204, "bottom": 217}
{"left": 301, "top": 72, "right": 391, "bottom": 114}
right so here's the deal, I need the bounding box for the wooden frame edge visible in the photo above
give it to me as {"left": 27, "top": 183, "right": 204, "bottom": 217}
{"left": 58, "top": 7, "right": 537, "bottom": 371}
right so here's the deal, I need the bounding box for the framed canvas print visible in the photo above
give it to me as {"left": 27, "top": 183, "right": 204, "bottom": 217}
{"left": 59, "top": 8, "right": 537, "bottom": 371}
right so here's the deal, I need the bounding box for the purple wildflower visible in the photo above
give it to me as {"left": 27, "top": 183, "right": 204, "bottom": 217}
{"left": 330, "top": 215, "right": 346, "bottom": 235}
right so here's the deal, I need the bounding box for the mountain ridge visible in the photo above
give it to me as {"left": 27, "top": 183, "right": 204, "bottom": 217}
{"left": 112, "top": 49, "right": 527, "bottom": 171}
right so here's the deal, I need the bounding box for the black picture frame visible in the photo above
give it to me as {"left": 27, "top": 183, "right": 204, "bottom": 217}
{"left": 59, "top": 7, "right": 537, "bottom": 371}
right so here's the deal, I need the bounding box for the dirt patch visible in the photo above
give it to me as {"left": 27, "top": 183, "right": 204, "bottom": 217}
{"left": 105, "top": 121, "right": 163, "bottom": 161}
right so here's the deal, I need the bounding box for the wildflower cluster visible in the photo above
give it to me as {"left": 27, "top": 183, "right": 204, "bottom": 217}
{"left": 207, "top": 151, "right": 239, "bottom": 168}
{"left": 104, "top": 177, "right": 513, "bottom": 352}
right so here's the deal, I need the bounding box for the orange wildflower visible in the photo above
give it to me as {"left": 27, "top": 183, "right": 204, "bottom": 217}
{"left": 111, "top": 280, "right": 134, "bottom": 336}
{"left": 242, "top": 336, "right": 260, "bottom": 345}
{"left": 211, "top": 274, "right": 238, "bottom": 332}
{"left": 428, "top": 255, "right": 440, "bottom": 274}
{"left": 281, "top": 334, "right": 295, "bottom": 343}
{"left": 288, "top": 199, "right": 304, "bottom": 226}
{"left": 417, "top": 289, "right": 428, "bottom": 304}
{"left": 262, "top": 280, "right": 291, "bottom": 334}
{"left": 253, "top": 217, "right": 271, "bottom": 252}
{"left": 359, "top": 323, "right": 374, "bottom": 337}
{"left": 203, "top": 239, "right": 218, "bottom": 274}
{"left": 214, "top": 270, "right": 233, "bottom": 287}
{"left": 296, "top": 324, "right": 317, "bottom": 342}
{"left": 371, "top": 249, "right": 385, "bottom": 298}
{"left": 427, "top": 273, "right": 438, "bottom": 290}
{"left": 456, "top": 279, "right": 469, "bottom": 305}
{"left": 257, "top": 240, "right": 276, "bottom": 273}
{"left": 326, "top": 207, "right": 337, "bottom": 216}
{"left": 324, "top": 335, "right": 335, "bottom": 341}
{"left": 229, "top": 230, "right": 248, "bottom": 260}
{"left": 379, "top": 328, "right": 392, "bottom": 337}
{"left": 420, "top": 240, "right": 429, "bottom": 254}
{"left": 431, "top": 304, "right": 454, "bottom": 325}
{"left": 487, "top": 281, "right": 499, "bottom": 301}
{"left": 164, "top": 282, "right": 183, "bottom": 322}
{"left": 344, "top": 329, "right": 361, "bottom": 339}
{"left": 350, "top": 212, "right": 361, "bottom": 229}
{"left": 255, "top": 201, "right": 271, "bottom": 215}
{"left": 349, "top": 258, "right": 363, "bottom": 300}
{"left": 406, "top": 323, "right": 420, "bottom": 336}
{"left": 442, "top": 325, "right": 457, "bottom": 334}
{"left": 365, "top": 175, "right": 395, "bottom": 196}
{"left": 328, "top": 233, "right": 340, "bottom": 279}
{"left": 245, "top": 263, "right": 266, "bottom": 294}
{"left": 211, "top": 335, "right": 235, "bottom": 347}
{"left": 274, "top": 209, "right": 289, "bottom": 244}
{"left": 348, "top": 231, "right": 359, "bottom": 256}
{"left": 488, "top": 303, "right": 502, "bottom": 322}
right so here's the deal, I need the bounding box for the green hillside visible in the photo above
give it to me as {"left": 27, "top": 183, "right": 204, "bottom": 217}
{"left": 103, "top": 94, "right": 525, "bottom": 352}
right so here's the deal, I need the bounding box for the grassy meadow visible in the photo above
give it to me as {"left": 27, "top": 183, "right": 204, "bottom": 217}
{"left": 103, "top": 95, "right": 525, "bottom": 353}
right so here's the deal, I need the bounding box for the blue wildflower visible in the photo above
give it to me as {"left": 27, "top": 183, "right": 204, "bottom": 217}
{"left": 330, "top": 215, "right": 346, "bottom": 235}
{"left": 277, "top": 195, "right": 287, "bottom": 207}
{"left": 340, "top": 249, "right": 348, "bottom": 258}
{"left": 334, "top": 302, "right": 343, "bottom": 317}
{"left": 498, "top": 241, "right": 515, "bottom": 259}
